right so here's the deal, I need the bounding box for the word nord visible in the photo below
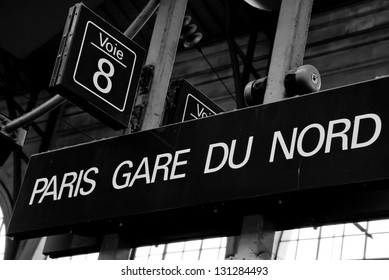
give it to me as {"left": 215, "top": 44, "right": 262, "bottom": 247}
{"left": 269, "top": 113, "right": 382, "bottom": 162}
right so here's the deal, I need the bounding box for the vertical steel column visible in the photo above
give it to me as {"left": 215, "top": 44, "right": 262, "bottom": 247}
{"left": 140, "top": 0, "right": 188, "bottom": 130}
{"left": 234, "top": 215, "right": 275, "bottom": 259}
{"left": 233, "top": 0, "right": 313, "bottom": 260}
{"left": 225, "top": 0, "right": 245, "bottom": 108}
{"left": 240, "top": 29, "right": 260, "bottom": 87}
{"left": 98, "top": 233, "right": 133, "bottom": 260}
{"left": 98, "top": 0, "right": 187, "bottom": 259}
{"left": 264, "top": 0, "right": 313, "bottom": 104}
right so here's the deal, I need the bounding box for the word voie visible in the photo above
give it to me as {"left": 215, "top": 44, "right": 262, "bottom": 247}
{"left": 98, "top": 32, "right": 124, "bottom": 60}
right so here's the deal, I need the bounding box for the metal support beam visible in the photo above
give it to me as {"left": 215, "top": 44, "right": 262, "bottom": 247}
{"left": 4, "top": 94, "right": 66, "bottom": 133}
{"left": 240, "top": 29, "right": 260, "bottom": 87}
{"left": 25, "top": 88, "right": 40, "bottom": 113}
{"left": 140, "top": 0, "right": 188, "bottom": 130}
{"left": 234, "top": 215, "right": 275, "bottom": 259}
{"left": 233, "top": 0, "right": 313, "bottom": 260}
{"left": 1, "top": 92, "right": 44, "bottom": 137}
{"left": 98, "top": 0, "right": 186, "bottom": 259}
{"left": 263, "top": 0, "right": 313, "bottom": 103}
{"left": 4, "top": 89, "right": 22, "bottom": 202}
{"left": 225, "top": 0, "right": 245, "bottom": 108}
{"left": 225, "top": 0, "right": 262, "bottom": 108}
{"left": 124, "top": 0, "right": 159, "bottom": 39}
{"left": 98, "top": 233, "right": 132, "bottom": 260}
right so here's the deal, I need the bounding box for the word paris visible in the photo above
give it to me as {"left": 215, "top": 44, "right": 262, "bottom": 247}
{"left": 28, "top": 113, "right": 380, "bottom": 206}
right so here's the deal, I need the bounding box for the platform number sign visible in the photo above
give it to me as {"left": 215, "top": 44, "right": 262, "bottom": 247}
{"left": 50, "top": 4, "right": 145, "bottom": 130}
{"left": 73, "top": 21, "right": 137, "bottom": 112}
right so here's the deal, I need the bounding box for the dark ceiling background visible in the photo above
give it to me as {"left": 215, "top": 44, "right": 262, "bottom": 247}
{"left": 0, "top": 0, "right": 359, "bottom": 91}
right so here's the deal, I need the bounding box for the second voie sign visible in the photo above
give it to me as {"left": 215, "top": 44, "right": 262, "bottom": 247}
{"left": 8, "top": 77, "right": 389, "bottom": 239}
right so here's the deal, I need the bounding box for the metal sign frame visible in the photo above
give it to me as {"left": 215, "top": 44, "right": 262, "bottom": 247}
{"left": 50, "top": 3, "right": 145, "bottom": 130}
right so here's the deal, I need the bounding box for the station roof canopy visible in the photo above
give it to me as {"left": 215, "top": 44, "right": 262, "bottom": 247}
{"left": 0, "top": 0, "right": 358, "bottom": 58}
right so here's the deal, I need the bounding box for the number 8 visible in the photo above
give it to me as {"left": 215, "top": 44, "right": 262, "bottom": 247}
{"left": 93, "top": 58, "right": 115, "bottom": 94}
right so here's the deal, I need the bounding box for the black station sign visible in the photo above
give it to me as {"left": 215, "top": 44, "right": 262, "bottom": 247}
{"left": 50, "top": 3, "right": 145, "bottom": 130}
{"left": 166, "top": 80, "right": 225, "bottom": 124}
{"left": 8, "top": 77, "right": 389, "bottom": 239}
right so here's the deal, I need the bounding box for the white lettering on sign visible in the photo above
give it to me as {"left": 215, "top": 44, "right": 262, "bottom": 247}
{"left": 99, "top": 32, "right": 124, "bottom": 60}
{"left": 190, "top": 104, "right": 211, "bottom": 119}
{"left": 183, "top": 94, "right": 218, "bottom": 121}
{"left": 29, "top": 167, "right": 99, "bottom": 205}
{"left": 93, "top": 58, "right": 114, "bottom": 94}
{"left": 204, "top": 136, "right": 254, "bottom": 174}
{"left": 25, "top": 113, "right": 383, "bottom": 205}
{"left": 297, "top": 124, "right": 326, "bottom": 157}
{"left": 269, "top": 113, "right": 382, "bottom": 162}
{"left": 88, "top": 32, "right": 128, "bottom": 94}
{"left": 112, "top": 148, "right": 191, "bottom": 189}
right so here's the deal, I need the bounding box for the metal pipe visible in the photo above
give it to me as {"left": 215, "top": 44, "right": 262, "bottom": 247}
{"left": 4, "top": 94, "right": 66, "bottom": 133}
{"left": 124, "top": 0, "right": 160, "bottom": 38}
{"left": 225, "top": 0, "right": 244, "bottom": 108}
{"left": 4, "top": 0, "right": 160, "bottom": 133}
